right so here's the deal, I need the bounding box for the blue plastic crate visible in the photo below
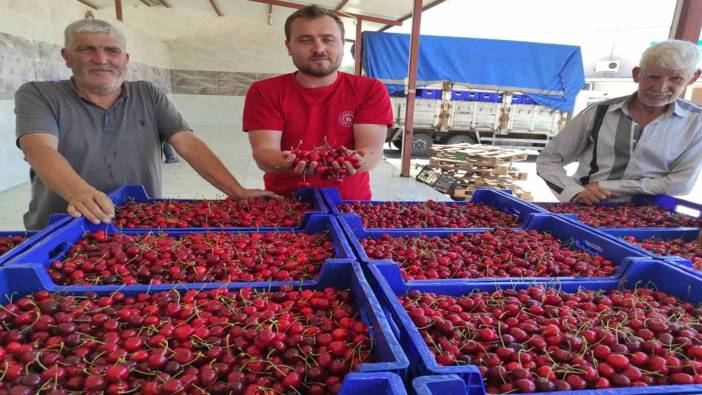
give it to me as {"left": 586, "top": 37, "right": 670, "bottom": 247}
{"left": 0, "top": 217, "right": 73, "bottom": 266}
{"left": 535, "top": 195, "right": 702, "bottom": 230}
{"left": 340, "top": 372, "right": 408, "bottom": 395}
{"left": 603, "top": 228, "right": 702, "bottom": 270}
{"left": 477, "top": 92, "right": 504, "bottom": 103}
{"left": 451, "top": 91, "right": 465, "bottom": 101}
{"left": 512, "top": 94, "right": 536, "bottom": 105}
{"left": 417, "top": 89, "right": 442, "bottom": 99}
{"left": 0, "top": 259, "right": 409, "bottom": 379}
{"left": 99, "top": 184, "right": 329, "bottom": 231}
{"left": 414, "top": 375, "right": 480, "bottom": 395}
{"left": 322, "top": 188, "right": 545, "bottom": 232}
{"left": 344, "top": 214, "right": 649, "bottom": 283}
{"left": 369, "top": 258, "right": 702, "bottom": 395}
{"left": 464, "top": 91, "right": 480, "bottom": 101}
{"left": 6, "top": 214, "right": 358, "bottom": 290}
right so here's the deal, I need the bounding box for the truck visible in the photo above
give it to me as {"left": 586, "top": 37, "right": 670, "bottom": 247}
{"left": 362, "top": 32, "right": 586, "bottom": 155}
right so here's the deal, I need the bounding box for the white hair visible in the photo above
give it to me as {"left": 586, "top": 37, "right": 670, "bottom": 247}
{"left": 639, "top": 40, "right": 700, "bottom": 76}
{"left": 64, "top": 19, "right": 126, "bottom": 50}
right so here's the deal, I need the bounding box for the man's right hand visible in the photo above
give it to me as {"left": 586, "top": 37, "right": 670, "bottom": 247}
{"left": 572, "top": 182, "right": 617, "bottom": 205}
{"left": 66, "top": 187, "right": 115, "bottom": 224}
{"left": 281, "top": 151, "right": 317, "bottom": 175}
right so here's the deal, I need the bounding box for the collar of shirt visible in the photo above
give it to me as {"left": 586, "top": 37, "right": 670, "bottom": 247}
{"left": 67, "top": 77, "right": 129, "bottom": 108}
{"left": 607, "top": 91, "right": 690, "bottom": 120}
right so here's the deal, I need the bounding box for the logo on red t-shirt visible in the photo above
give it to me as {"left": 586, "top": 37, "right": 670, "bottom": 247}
{"left": 338, "top": 111, "right": 354, "bottom": 128}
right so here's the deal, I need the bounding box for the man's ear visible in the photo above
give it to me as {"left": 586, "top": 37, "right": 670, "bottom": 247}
{"left": 61, "top": 48, "right": 70, "bottom": 68}
{"left": 688, "top": 69, "right": 701, "bottom": 85}
{"left": 285, "top": 40, "right": 292, "bottom": 56}
{"left": 632, "top": 66, "right": 641, "bottom": 83}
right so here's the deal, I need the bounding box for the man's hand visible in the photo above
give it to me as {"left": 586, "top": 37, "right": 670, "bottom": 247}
{"left": 572, "top": 182, "right": 617, "bottom": 204}
{"left": 66, "top": 186, "right": 114, "bottom": 224}
{"left": 232, "top": 189, "right": 280, "bottom": 200}
{"left": 330, "top": 148, "right": 365, "bottom": 177}
{"left": 281, "top": 151, "right": 318, "bottom": 175}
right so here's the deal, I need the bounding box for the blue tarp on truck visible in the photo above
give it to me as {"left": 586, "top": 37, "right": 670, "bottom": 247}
{"left": 362, "top": 32, "right": 585, "bottom": 112}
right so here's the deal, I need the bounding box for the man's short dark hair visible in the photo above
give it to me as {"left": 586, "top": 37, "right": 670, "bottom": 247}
{"left": 284, "top": 4, "right": 345, "bottom": 41}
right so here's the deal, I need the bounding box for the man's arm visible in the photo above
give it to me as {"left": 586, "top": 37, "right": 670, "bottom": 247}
{"left": 536, "top": 109, "right": 597, "bottom": 202}
{"left": 248, "top": 130, "right": 308, "bottom": 174}
{"left": 597, "top": 132, "right": 702, "bottom": 196}
{"left": 338, "top": 124, "right": 387, "bottom": 176}
{"left": 168, "top": 131, "right": 275, "bottom": 199}
{"left": 18, "top": 133, "right": 114, "bottom": 224}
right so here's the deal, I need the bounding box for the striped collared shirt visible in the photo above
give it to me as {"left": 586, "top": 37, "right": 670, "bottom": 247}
{"left": 536, "top": 93, "right": 702, "bottom": 202}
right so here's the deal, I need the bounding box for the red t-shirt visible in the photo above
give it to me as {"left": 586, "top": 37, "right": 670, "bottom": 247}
{"left": 243, "top": 72, "right": 393, "bottom": 200}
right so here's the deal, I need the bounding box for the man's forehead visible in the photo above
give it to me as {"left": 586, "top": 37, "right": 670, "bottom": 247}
{"left": 290, "top": 16, "right": 341, "bottom": 37}
{"left": 641, "top": 64, "right": 688, "bottom": 76}
{"left": 73, "top": 32, "right": 124, "bottom": 47}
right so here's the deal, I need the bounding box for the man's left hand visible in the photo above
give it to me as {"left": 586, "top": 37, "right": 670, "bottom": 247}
{"left": 331, "top": 148, "right": 365, "bottom": 176}
{"left": 232, "top": 189, "right": 280, "bottom": 200}
{"left": 572, "top": 182, "right": 617, "bottom": 204}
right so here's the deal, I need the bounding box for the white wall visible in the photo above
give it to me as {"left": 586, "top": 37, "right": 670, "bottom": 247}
{"left": 169, "top": 95, "right": 244, "bottom": 128}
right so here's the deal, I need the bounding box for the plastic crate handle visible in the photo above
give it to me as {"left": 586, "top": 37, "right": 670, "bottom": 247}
{"left": 381, "top": 304, "right": 402, "bottom": 340}
{"left": 48, "top": 241, "right": 73, "bottom": 261}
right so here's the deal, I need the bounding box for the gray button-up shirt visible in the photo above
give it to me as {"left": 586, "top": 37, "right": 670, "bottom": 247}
{"left": 15, "top": 79, "right": 190, "bottom": 229}
{"left": 537, "top": 93, "right": 702, "bottom": 202}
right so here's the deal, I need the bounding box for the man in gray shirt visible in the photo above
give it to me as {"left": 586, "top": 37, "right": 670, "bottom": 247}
{"left": 16, "top": 19, "right": 272, "bottom": 229}
{"left": 537, "top": 40, "right": 702, "bottom": 204}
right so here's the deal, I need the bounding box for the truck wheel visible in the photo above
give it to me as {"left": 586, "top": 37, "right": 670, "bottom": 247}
{"left": 446, "top": 134, "right": 476, "bottom": 145}
{"left": 411, "top": 133, "right": 433, "bottom": 156}
{"left": 391, "top": 133, "right": 433, "bottom": 156}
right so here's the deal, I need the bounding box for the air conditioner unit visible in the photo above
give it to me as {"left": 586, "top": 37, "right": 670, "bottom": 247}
{"left": 595, "top": 60, "right": 620, "bottom": 73}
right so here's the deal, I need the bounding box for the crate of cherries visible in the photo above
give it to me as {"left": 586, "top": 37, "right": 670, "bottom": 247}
{"left": 344, "top": 215, "right": 648, "bottom": 282}
{"left": 537, "top": 202, "right": 702, "bottom": 228}
{"left": 0, "top": 261, "right": 408, "bottom": 394}
{"left": 9, "top": 215, "right": 352, "bottom": 287}
{"left": 369, "top": 259, "right": 702, "bottom": 395}
{"left": 322, "top": 188, "right": 542, "bottom": 230}
{"left": 106, "top": 185, "right": 327, "bottom": 230}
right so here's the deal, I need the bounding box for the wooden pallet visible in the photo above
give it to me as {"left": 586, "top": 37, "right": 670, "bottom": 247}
{"left": 428, "top": 143, "right": 529, "bottom": 165}
{"left": 451, "top": 184, "right": 532, "bottom": 201}
{"left": 448, "top": 168, "right": 527, "bottom": 181}
{"left": 428, "top": 157, "right": 512, "bottom": 172}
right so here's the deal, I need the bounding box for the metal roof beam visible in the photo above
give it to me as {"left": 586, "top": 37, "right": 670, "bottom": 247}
{"left": 210, "top": 0, "right": 224, "bottom": 16}
{"left": 76, "top": 0, "right": 98, "bottom": 9}
{"left": 248, "top": 0, "right": 401, "bottom": 26}
{"left": 334, "top": 0, "right": 349, "bottom": 11}
{"left": 379, "top": 0, "right": 446, "bottom": 32}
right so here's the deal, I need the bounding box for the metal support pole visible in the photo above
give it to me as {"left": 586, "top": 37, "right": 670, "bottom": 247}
{"left": 115, "top": 0, "right": 123, "bottom": 21}
{"left": 354, "top": 19, "right": 363, "bottom": 75}
{"left": 669, "top": 0, "right": 702, "bottom": 42}
{"left": 400, "top": 0, "right": 423, "bottom": 177}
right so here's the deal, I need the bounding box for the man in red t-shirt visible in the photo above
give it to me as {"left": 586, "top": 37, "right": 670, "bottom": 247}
{"left": 243, "top": 4, "right": 393, "bottom": 200}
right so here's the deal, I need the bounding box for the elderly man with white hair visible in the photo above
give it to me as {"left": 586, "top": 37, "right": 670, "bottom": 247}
{"left": 537, "top": 40, "right": 702, "bottom": 204}
{"left": 15, "top": 19, "right": 273, "bottom": 230}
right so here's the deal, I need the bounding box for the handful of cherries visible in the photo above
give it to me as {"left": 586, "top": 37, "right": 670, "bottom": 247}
{"left": 290, "top": 144, "right": 363, "bottom": 185}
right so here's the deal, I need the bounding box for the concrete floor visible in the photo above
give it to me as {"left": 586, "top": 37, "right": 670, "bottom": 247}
{"left": 2, "top": 125, "right": 700, "bottom": 230}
